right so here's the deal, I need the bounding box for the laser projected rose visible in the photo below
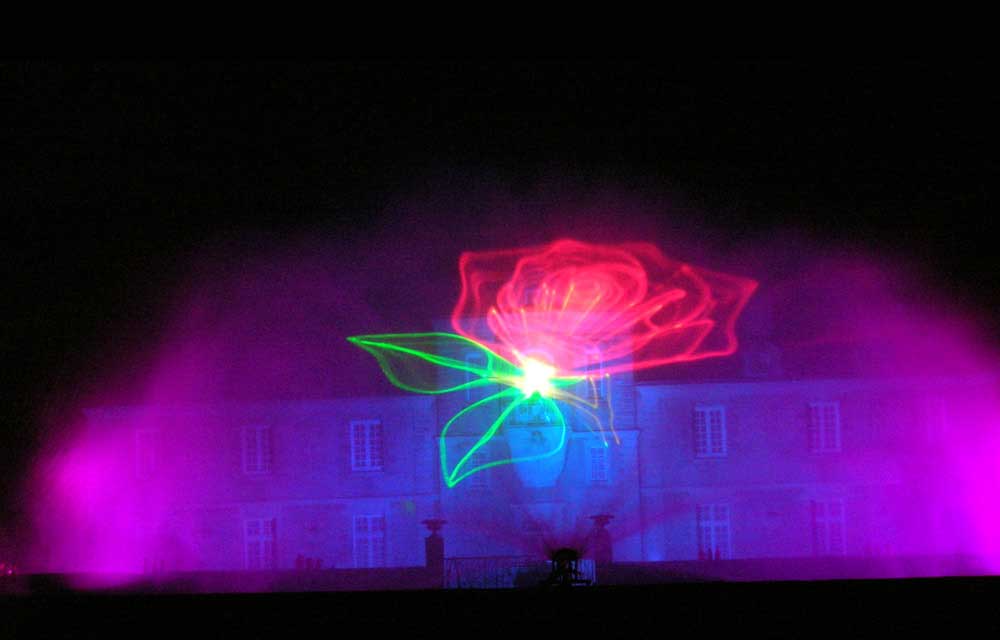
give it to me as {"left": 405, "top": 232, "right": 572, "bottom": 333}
{"left": 350, "top": 239, "right": 757, "bottom": 487}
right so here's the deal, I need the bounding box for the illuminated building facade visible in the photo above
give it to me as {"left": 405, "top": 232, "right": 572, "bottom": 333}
{"left": 61, "top": 362, "right": 997, "bottom": 576}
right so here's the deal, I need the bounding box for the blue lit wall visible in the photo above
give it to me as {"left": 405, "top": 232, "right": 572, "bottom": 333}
{"left": 35, "top": 371, "right": 1000, "bottom": 578}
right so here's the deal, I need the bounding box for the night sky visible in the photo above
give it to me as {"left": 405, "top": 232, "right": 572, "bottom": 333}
{"left": 3, "top": 61, "right": 998, "bottom": 537}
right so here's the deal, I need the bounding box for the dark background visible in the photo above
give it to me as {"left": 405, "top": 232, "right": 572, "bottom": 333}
{"left": 2, "top": 60, "right": 998, "bottom": 551}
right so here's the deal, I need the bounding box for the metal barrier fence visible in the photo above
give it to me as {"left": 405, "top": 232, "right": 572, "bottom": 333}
{"left": 444, "top": 557, "right": 596, "bottom": 589}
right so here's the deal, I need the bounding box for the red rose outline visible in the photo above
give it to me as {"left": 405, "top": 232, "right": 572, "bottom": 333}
{"left": 451, "top": 239, "right": 757, "bottom": 376}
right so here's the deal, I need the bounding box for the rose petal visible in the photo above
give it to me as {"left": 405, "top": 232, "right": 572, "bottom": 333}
{"left": 452, "top": 239, "right": 757, "bottom": 376}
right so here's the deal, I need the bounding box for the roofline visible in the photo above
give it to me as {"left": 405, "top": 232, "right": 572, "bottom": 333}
{"left": 83, "top": 393, "right": 435, "bottom": 417}
{"left": 635, "top": 372, "right": 1000, "bottom": 395}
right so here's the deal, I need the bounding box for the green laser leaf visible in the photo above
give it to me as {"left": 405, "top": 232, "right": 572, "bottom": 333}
{"left": 440, "top": 391, "right": 568, "bottom": 488}
{"left": 347, "top": 332, "right": 521, "bottom": 395}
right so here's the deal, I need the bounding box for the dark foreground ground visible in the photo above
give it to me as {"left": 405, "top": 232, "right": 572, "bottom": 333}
{"left": 4, "top": 577, "right": 1000, "bottom": 637}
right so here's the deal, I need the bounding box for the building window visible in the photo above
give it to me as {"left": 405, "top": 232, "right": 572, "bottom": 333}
{"left": 809, "top": 402, "right": 841, "bottom": 453}
{"left": 511, "top": 397, "right": 553, "bottom": 425}
{"left": 811, "top": 500, "right": 845, "bottom": 556}
{"left": 242, "top": 425, "right": 272, "bottom": 474}
{"left": 467, "top": 449, "right": 489, "bottom": 488}
{"left": 465, "top": 352, "right": 488, "bottom": 402}
{"left": 694, "top": 406, "right": 727, "bottom": 457}
{"left": 351, "top": 420, "right": 384, "bottom": 471}
{"left": 135, "top": 429, "right": 158, "bottom": 478}
{"left": 697, "top": 504, "right": 731, "bottom": 560}
{"left": 353, "top": 515, "right": 386, "bottom": 568}
{"left": 245, "top": 518, "right": 276, "bottom": 569}
{"left": 583, "top": 346, "right": 607, "bottom": 401}
{"left": 587, "top": 445, "right": 611, "bottom": 485}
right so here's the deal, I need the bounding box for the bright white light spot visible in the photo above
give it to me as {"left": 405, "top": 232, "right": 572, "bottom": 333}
{"left": 518, "top": 358, "right": 556, "bottom": 399}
